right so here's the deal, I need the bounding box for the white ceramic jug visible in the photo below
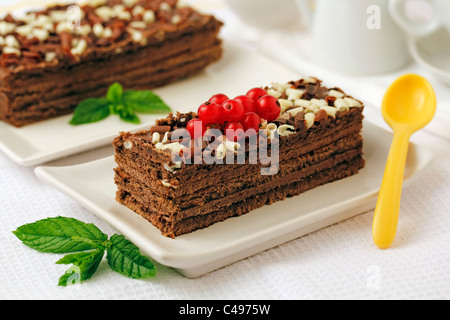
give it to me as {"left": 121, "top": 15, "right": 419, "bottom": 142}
{"left": 296, "top": 0, "right": 409, "bottom": 75}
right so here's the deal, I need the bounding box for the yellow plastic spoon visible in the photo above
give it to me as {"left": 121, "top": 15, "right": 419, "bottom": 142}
{"left": 372, "top": 74, "right": 436, "bottom": 249}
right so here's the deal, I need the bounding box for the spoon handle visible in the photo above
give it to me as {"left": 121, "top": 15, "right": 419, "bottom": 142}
{"left": 372, "top": 130, "right": 410, "bottom": 249}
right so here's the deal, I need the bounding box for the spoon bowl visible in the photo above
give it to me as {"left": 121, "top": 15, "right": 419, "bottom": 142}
{"left": 372, "top": 74, "right": 436, "bottom": 249}
{"left": 382, "top": 74, "right": 437, "bottom": 131}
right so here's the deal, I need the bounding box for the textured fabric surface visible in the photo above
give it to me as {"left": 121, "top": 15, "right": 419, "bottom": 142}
{"left": 1, "top": 150, "right": 449, "bottom": 300}
{"left": 0, "top": 0, "right": 449, "bottom": 300}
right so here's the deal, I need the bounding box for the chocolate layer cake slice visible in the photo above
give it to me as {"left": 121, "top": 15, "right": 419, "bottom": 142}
{"left": 0, "top": 0, "right": 223, "bottom": 127}
{"left": 113, "top": 77, "right": 365, "bottom": 238}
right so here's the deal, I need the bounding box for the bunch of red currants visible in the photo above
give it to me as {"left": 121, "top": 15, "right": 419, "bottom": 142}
{"left": 186, "top": 87, "right": 281, "bottom": 141}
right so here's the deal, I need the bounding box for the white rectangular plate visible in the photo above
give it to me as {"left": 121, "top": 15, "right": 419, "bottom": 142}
{"left": 34, "top": 120, "right": 435, "bottom": 278}
{"left": 0, "top": 41, "right": 301, "bottom": 166}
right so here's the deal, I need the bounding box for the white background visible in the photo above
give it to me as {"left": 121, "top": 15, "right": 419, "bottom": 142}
{"left": 0, "top": 0, "right": 449, "bottom": 299}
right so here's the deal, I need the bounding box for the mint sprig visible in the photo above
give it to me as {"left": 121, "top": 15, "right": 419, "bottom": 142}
{"left": 69, "top": 82, "right": 171, "bottom": 125}
{"left": 13, "top": 216, "right": 156, "bottom": 286}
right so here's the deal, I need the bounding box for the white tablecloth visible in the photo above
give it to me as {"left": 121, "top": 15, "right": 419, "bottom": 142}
{"left": 0, "top": 0, "right": 449, "bottom": 300}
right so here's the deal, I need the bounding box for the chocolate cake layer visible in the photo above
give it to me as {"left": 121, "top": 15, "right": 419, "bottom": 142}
{"left": 114, "top": 130, "right": 363, "bottom": 201}
{"left": 114, "top": 116, "right": 363, "bottom": 194}
{"left": 115, "top": 146, "right": 363, "bottom": 222}
{"left": 3, "top": 44, "right": 222, "bottom": 125}
{"left": 113, "top": 77, "right": 366, "bottom": 237}
{"left": 0, "top": 0, "right": 223, "bottom": 126}
{"left": 117, "top": 156, "right": 365, "bottom": 238}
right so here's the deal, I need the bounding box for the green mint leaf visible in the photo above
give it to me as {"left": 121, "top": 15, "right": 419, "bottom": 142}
{"left": 69, "top": 83, "right": 171, "bottom": 125}
{"left": 106, "top": 82, "right": 123, "bottom": 105}
{"left": 56, "top": 249, "right": 105, "bottom": 286}
{"left": 123, "top": 90, "right": 171, "bottom": 114}
{"left": 13, "top": 216, "right": 108, "bottom": 253}
{"left": 119, "top": 111, "right": 141, "bottom": 124}
{"left": 69, "top": 98, "right": 110, "bottom": 125}
{"left": 106, "top": 234, "right": 156, "bottom": 279}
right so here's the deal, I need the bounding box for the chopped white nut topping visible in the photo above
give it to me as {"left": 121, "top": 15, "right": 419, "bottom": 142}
{"left": 90, "top": 0, "right": 107, "bottom": 8}
{"left": 171, "top": 14, "right": 181, "bottom": 25}
{"left": 164, "top": 162, "right": 182, "bottom": 172}
{"left": 159, "top": 2, "right": 172, "bottom": 12}
{"left": 76, "top": 24, "right": 92, "bottom": 37}
{"left": 344, "top": 97, "right": 363, "bottom": 108}
{"left": 35, "top": 14, "right": 52, "bottom": 26}
{"left": 278, "top": 99, "right": 293, "bottom": 109}
{"left": 224, "top": 140, "right": 241, "bottom": 152}
{"left": 310, "top": 98, "right": 327, "bottom": 107}
{"left": 287, "top": 107, "right": 304, "bottom": 117}
{"left": 130, "top": 21, "right": 147, "bottom": 29}
{"left": 303, "top": 76, "right": 317, "bottom": 84}
{"left": 3, "top": 46, "right": 21, "bottom": 56}
{"left": 307, "top": 103, "right": 320, "bottom": 113}
{"left": 103, "top": 27, "right": 113, "bottom": 38}
{"left": 304, "top": 112, "right": 315, "bottom": 129}
{"left": 0, "top": 21, "right": 16, "bottom": 35}
{"left": 124, "top": 140, "right": 133, "bottom": 149}
{"left": 161, "top": 179, "right": 177, "bottom": 188}
{"left": 152, "top": 132, "right": 161, "bottom": 144}
{"left": 143, "top": 10, "right": 156, "bottom": 23}
{"left": 56, "top": 22, "right": 70, "bottom": 33}
{"left": 113, "top": 4, "right": 125, "bottom": 13}
{"left": 5, "top": 35, "right": 19, "bottom": 48}
{"left": 286, "top": 88, "right": 305, "bottom": 101}
{"left": 294, "top": 99, "right": 311, "bottom": 108}
{"left": 117, "top": 10, "right": 131, "bottom": 21}
{"left": 70, "top": 39, "right": 87, "bottom": 56}
{"left": 129, "top": 29, "right": 147, "bottom": 45}
{"left": 161, "top": 132, "right": 170, "bottom": 144}
{"left": 32, "top": 28, "right": 49, "bottom": 41}
{"left": 271, "top": 82, "right": 291, "bottom": 92}
{"left": 266, "top": 123, "right": 278, "bottom": 132}
{"left": 216, "top": 143, "right": 227, "bottom": 159}
{"left": 132, "top": 5, "right": 145, "bottom": 16}
{"left": 16, "top": 24, "right": 33, "bottom": 36}
{"left": 328, "top": 89, "right": 345, "bottom": 98}
{"left": 95, "top": 6, "right": 114, "bottom": 20}
{"left": 49, "top": 10, "right": 68, "bottom": 22}
{"left": 216, "top": 141, "right": 241, "bottom": 159}
{"left": 123, "top": 0, "right": 139, "bottom": 7}
{"left": 45, "top": 52, "right": 57, "bottom": 62}
{"left": 157, "top": 141, "right": 184, "bottom": 154}
{"left": 319, "top": 106, "right": 338, "bottom": 118}
{"left": 277, "top": 124, "right": 296, "bottom": 137}
{"left": 93, "top": 23, "right": 104, "bottom": 37}
{"left": 267, "top": 89, "right": 282, "bottom": 99}
{"left": 334, "top": 98, "right": 349, "bottom": 111}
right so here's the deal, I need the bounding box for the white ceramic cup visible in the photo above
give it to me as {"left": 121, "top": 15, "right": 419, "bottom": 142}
{"left": 296, "top": 0, "right": 409, "bottom": 75}
{"left": 389, "top": 0, "right": 450, "bottom": 37}
{"left": 223, "top": 0, "right": 301, "bottom": 29}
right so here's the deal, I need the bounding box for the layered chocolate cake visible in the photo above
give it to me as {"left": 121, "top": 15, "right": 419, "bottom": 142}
{"left": 0, "top": 0, "right": 223, "bottom": 127}
{"left": 113, "top": 77, "right": 365, "bottom": 238}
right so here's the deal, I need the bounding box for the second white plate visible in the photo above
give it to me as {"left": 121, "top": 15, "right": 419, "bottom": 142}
{"left": 34, "top": 120, "right": 435, "bottom": 278}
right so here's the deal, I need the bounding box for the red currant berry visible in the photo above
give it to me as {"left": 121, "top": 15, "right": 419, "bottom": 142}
{"left": 186, "top": 119, "right": 206, "bottom": 139}
{"left": 197, "top": 102, "right": 221, "bottom": 125}
{"left": 241, "top": 112, "right": 261, "bottom": 135}
{"left": 256, "top": 95, "right": 281, "bottom": 122}
{"left": 209, "top": 93, "right": 229, "bottom": 106}
{"left": 220, "top": 99, "right": 245, "bottom": 123}
{"left": 246, "top": 88, "right": 267, "bottom": 105}
{"left": 224, "top": 122, "right": 245, "bottom": 141}
{"left": 234, "top": 95, "right": 256, "bottom": 113}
